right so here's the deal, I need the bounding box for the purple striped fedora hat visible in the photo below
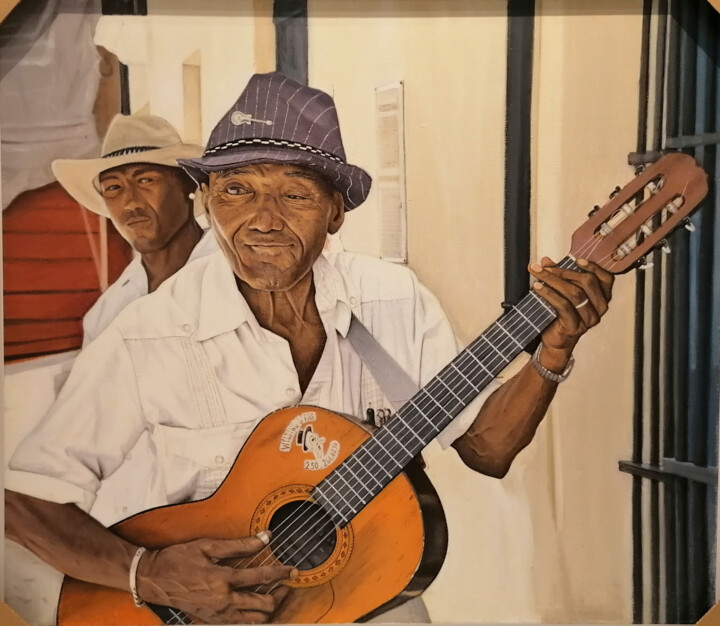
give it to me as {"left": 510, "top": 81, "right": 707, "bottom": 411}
{"left": 179, "top": 72, "right": 372, "bottom": 211}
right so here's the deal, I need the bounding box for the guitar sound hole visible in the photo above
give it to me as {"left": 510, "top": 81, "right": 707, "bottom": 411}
{"left": 268, "top": 500, "right": 337, "bottom": 570}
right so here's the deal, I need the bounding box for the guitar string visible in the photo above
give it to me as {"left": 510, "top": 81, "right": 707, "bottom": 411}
{"left": 237, "top": 239, "right": 608, "bottom": 579}
{"left": 162, "top": 209, "right": 654, "bottom": 623}
{"left": 170, "top": 188, "right": 692, "bottom": 624}
{"left": 255, "top": 200, "right": 666, "bottom": 581}
{"left": 165, "top": 259, "right": 572, "bottom": 624}
{"left": 239, "top": 247, "right": 605, "bottom": 587}
{"left": 249, "top": 189, "right": 681, "bottom": 598}
{"left": 164, "top": 208, "right": 657, "bottom": 626}
{"left": 243, "top": 230, "right": 615, "bottom": 561}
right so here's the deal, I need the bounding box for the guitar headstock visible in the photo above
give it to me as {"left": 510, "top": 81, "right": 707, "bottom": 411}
{"left": 569, "top": 153, "right": 709, "bottom": 273}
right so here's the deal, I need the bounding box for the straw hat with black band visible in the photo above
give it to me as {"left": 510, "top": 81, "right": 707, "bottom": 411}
{"left": 52, "top": 114, "right": 204, "bottom": 217}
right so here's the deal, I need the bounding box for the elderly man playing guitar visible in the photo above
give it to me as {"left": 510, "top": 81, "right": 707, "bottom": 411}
{"left": 6, "top": 73, "right": 614, "bottom": 625}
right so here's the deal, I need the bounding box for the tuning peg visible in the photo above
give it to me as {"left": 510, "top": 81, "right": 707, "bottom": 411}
{"left": 637, "top": 257, "right": 654, "bottom": 271}
{"left": 657, "top": 239, "right": 671, "bottom": 254}
{"left": 609, "top": 185, "right": 622, "bottom": 198}
{"left": 683, "top": 218, "right": 696, "bottom": 232}
{"left": 588, "top": 204, "right": 601, "bottom": 217}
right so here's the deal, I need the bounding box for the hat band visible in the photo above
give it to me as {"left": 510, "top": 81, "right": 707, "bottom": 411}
{"left": 103, "top": 145, "right": 161, "bottom": 159}
{"left": 203, "top": 138, "right": 345, "bottom": 164}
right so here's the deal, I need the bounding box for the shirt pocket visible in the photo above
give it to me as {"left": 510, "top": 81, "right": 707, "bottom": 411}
{"left": 152, "top": 421, "right": 255, "bottom": 504}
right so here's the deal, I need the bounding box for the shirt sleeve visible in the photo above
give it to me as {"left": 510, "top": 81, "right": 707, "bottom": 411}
{"left": 412, "top": 280, "right": 503, "bottom": 450}
{"left": 6, "top": 327, "right": 147, "bottom": 512}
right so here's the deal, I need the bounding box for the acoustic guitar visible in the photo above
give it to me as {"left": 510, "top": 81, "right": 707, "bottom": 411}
{"left": 57, "top": 153, "right": 709, "bottom": 625}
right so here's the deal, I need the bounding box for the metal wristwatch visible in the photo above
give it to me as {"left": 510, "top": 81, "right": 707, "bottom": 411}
{"left": 531, "top": 343, "right": 575, "bottom": 383}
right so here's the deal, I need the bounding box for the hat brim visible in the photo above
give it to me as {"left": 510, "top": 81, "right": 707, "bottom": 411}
{"left": 52, "top": 144, "right": 205, "bottom": 217}
{"left": 179, "top": 147, "right": 372, "bottom": 211}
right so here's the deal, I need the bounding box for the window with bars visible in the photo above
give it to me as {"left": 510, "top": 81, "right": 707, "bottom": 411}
{"left": 619, "top": 0, "right": 720, "bottom": 623}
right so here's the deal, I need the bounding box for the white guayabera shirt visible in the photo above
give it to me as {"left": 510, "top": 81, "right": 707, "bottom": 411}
{"left": 8, "top": 249, "right": 499, "bottom": 527}
{"left": 82, "top": 228, "right": 219, "bottom": 346}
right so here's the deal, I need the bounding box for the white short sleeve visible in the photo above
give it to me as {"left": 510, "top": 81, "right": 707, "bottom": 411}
{"left": 6, "top": 327, "right": 147, "bottom": 512}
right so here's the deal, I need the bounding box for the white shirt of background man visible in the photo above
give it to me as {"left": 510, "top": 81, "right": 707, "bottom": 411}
{"left": 81, "top": 228, "right": 218, "bottom": 345}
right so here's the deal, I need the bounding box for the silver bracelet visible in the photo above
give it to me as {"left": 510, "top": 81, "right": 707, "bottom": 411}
{"left": 531, "top": 343, "right": 575, "bottom": 383}
{"left": 129, "top": 546, "right": 147, "bottom": 607}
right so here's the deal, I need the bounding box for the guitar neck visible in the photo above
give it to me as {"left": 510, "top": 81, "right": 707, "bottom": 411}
{"left": 313, "top": 255, "right": 580, "bottom": 526}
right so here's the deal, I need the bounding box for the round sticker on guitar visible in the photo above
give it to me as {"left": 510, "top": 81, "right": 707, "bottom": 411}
{"left": 279, "top": 410, "right": 340, "bottom": 470}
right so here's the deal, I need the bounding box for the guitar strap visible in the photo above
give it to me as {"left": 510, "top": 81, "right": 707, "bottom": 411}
{"left": 346, "top": 313, "right": 419, "bottom": 412}
{"left": 346, "top": 314, "right": 431, "bottom": 624}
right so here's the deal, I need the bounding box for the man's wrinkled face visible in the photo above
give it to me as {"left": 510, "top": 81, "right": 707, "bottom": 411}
{"left": 202, "top": 163, "right": 344, "bottom": 291}
{"left": 98, "top": 163, "right": 193, "bottom": 253}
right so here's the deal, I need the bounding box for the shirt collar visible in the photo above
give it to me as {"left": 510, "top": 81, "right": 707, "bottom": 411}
{"left": 118, "top": 255, "right": 148, "bottom": 291}
{"left": 195, "top": 251, "right": 354, "bottom": 341}
{"left": 120, "top": 228, "right": 214, "bottom": 291}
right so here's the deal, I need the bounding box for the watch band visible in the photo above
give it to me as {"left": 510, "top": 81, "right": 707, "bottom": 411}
{"left": 531, "top": 343, "right": 575, "bottom": 383}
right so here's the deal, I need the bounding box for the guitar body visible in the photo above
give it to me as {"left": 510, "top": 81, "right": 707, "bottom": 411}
{"left": 57, "top": 406, "right": 448, "bottom": 625}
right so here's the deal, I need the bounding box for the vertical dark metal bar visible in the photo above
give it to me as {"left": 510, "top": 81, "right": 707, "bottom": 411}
{"left": 632, "top": 2, "right": 654, "bottom": 621}
{"left": 101, "top": 0, "right": 144, "bottom": 113}
{"left": 671, "top": 0, "right": 693, "bottom": 619}
{"left": 652, "top": 0, "right": 668, "bottom": 154}
{"left": 651, "top": 4, "right": 668, "bottom": 621}
{"left": 119, "top": 63, "right": 130, "bottom": 115}
{"left": 504, "top": 0, "right": 534, "bottom": 318}
{"left": 274, "top": 0, "right": 308, "bottom": 85}
{"left": 706, "top": 7, "right": 720, "bottom": 603}
{"left": 687, "top": 1, "right": 712, "bottom": 619}
{"left": 664, "top": 2, "right": 681, "bottom": 620}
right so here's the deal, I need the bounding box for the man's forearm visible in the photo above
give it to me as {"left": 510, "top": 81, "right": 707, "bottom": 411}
{"left": 5, "top": 490, "right": 138, "bottom": 591}
{"left": 452, "top": 346, "right": 571, "bottom": 478}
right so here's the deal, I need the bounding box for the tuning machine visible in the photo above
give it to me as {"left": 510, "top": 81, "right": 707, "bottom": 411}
{"left": 656, "top": 239, "right": 671, "bottom": 254}
{"left": 682, "top": 218, "right": 696, "bottom": 232}
{"left": 609, "top": 185, "right": 622, "bottom": 199}
{"left": 588, "top": 204, "right": 601, "bottom": 218}
{"left": 636, "top": 256, "right": 654, "bottom": 271}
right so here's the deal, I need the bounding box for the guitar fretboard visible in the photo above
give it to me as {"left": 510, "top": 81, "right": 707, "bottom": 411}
{"left": 313, "top": 256, "right": 579, "bottom": 526}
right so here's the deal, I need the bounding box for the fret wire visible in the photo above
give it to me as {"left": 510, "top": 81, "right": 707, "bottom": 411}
{"left": 395, "top": 413, "right": 435, "bottom": 446}
{"left": 449, "top": 362, "right": 479, "bottom": 390}
{"left": 340, "top": 451, "right": 385, "bottom": 490}
{"left": 373, "top": 429, "right": 412, "bottom": 467}
{"left": 461, "top": 345, "right": 494, "bottom": 377}
{"left": 386, "top": 415, "right": 425, "bottom": 448}
{"left": 378, "top": 426, "right": 414, "bottom": 459}
{"left": 404, "top": 399, "right": 441, "bottom": 432}
{"left": 315, "top": 482, "right": 350, "bottom": 524}
{"left": 349, "top": 445, "right": 394, "bottom": 481}
{"left": 478, "top": 333, "right": 511, "bottom": 360}
{"left": 415, "top": 387, "right": 456, "bottom": 423}
{"left": 495, "top": 319, "right": 525, "bottom": 349}
{"left": 514, "top": 305, "right": 541, "bottom": 331}
{"left": 332, "top": 460, "right": 375, "bottom": 501}
{"left": 365, "top": 433, "right": 404, "bottom": 471}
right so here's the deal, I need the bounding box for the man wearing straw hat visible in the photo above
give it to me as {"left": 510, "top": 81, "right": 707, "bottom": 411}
{"left": 6, "top": 73, "right": 613, "bottom": 624}
{"left": 52, "top": 113, "right": 217, "bottom": 344}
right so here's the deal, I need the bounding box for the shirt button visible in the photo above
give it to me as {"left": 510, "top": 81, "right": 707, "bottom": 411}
{"left": 215, "top": 455, "right": 225, "bottom": 465}
{"left": 182, "top": 324, "right": 192, "bottom": 333}
{"left": 286, "top": 387, "right": 296, "bottom": 397}
{"left": 349, "top": 296, "right": 358, "bottom": 306}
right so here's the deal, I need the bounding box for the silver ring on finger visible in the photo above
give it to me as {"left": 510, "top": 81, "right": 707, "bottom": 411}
{"left": 575, "top": 299, "right": 590, "bottom": 310}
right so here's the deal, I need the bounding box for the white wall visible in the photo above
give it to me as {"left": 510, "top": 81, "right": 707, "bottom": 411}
{"left": 95, "top": 0, "right": 264, "bottom": 144}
